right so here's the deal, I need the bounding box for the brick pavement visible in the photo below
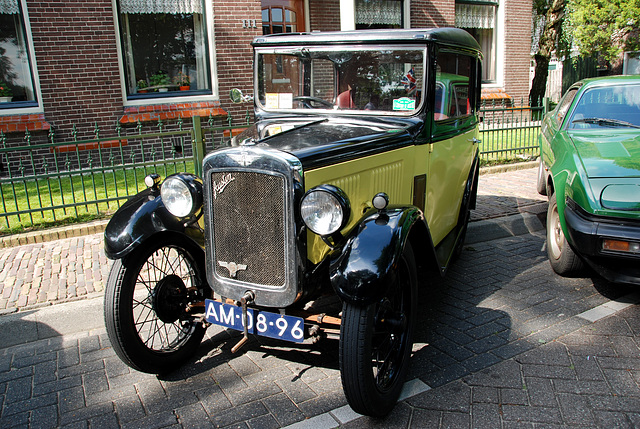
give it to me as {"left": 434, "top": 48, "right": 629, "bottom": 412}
{"left": 1, "top": 166, "right": 640, "bottom": 428}
{"left": 0, "top": 165, "right": 545, "bottom": 313}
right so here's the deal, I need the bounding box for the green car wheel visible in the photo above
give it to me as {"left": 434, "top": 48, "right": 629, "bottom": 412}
{"left": 546, "top": 192, "right": 585, "bottom": 275}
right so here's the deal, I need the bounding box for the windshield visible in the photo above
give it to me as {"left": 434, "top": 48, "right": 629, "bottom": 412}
{"left": 568, "top": 83, "right": 640, "bottom": 129}
{"left": 256, "top": 46, "right": 425, "bottom": 115}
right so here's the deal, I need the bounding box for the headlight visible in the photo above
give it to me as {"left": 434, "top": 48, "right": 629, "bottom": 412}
{"left": 161, "top": 174, "right": 202, "bottom": 218}
{"left": 301, "top": 185, "right": 350, "bottom": 236}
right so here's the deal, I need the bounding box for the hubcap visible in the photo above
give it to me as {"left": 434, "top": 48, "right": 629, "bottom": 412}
{"left": 151, "top": 274, "right": 188, "bottom": 323}
{"left": 549, "top": 205, "right": 564, "bottom": 260}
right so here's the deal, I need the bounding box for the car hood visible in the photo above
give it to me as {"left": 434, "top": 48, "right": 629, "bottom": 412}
{"left": 232, "top": 116, "right": 419, "bottom": 169}
{"left": 569, "top": 130, "right": 640, "bottom": 179}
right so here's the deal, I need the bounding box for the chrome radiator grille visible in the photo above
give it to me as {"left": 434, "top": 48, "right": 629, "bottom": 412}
{"left": 210, "top": 171, "right": 286, "bottom": 287}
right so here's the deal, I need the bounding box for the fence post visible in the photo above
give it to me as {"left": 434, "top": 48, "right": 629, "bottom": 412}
{"left": 543, "top": 97, "right": 550, "bottom": 116}
{"left": 192, "top": 116, "right": 205, "bottom": 177}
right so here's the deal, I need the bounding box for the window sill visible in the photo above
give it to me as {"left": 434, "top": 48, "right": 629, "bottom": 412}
{"left": 119, "top": 101, "right": 227, "bottom": 124}
{"left": 0, "top": 113, "right": 51, "bottom": 134}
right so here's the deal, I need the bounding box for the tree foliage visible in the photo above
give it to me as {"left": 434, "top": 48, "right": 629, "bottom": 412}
{"left": 567, "top": 0, "right": 640, "bottom": 63}
{"left": 530, "top": 0, "right": 566, "bottom": 105}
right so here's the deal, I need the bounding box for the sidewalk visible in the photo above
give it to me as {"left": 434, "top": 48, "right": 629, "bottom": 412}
{"left": 0, "top": 162, "right": 546, "bottom": 315}
{"left": 2, "top": 164, "right": 640, "bottom": 428}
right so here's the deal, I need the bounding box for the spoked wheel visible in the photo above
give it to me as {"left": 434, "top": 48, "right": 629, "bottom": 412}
{"left": 339, "top": 243, "right": 417, "bottom": 417}
{"left": 546, "top": 192, "right": 585, "bottom": 275}
{"left": 104, "top": 240, "right": 209, "bottom": 374}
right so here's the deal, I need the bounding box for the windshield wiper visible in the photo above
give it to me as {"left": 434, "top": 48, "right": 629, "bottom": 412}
{"left": 572, "top": 117, "right": 640, "bottom": 129}
{"left": 259, "top": 118, "right": 329, "bottom": 143}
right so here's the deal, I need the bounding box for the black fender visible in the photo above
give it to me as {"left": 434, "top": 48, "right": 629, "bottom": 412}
{"left": 329, "top": 207, "right": 424, "bottom": 305}
{"left": 104, "top": 188, "right": 205, "bottom": 260}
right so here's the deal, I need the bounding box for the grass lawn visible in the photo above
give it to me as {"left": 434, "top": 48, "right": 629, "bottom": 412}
{"left": 0, "top": 159, "right": 194, "bottom": 235}
{"left": 479, "top": 124, "right": 541, "bottom": 165}
{"left": 1, "top": 124, "right": 542, "bottom": 234}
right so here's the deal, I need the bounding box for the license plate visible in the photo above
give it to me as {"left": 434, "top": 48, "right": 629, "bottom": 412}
{"left": 204, "top": 299, "right": 305, "bottom": 343}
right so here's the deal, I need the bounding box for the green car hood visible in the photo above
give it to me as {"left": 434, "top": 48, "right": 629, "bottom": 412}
{"left": 569, "top": 131, "right": 640, "bottom": 179}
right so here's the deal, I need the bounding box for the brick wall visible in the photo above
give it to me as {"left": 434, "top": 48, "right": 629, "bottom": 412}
{"left": 27, "top": 0, "right": 123, "bottom": 138}
{"left": 213, "top": 0, "right": 262, "bottom": 120}
{"left": 23, "top": 0, "right": 260, "bottom": 138}
{"left": 411, "top": 0, "right": 455, "bottom": 28}
{"left": 502, "top": 0, "right": 532, "bottom": 103}
{"left": 309, "top": 0, "right": 341, "bottom": 31}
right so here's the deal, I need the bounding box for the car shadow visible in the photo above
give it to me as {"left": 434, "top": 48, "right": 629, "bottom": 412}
{"left": 0, "top": 309, "right": 61, "bottom": 348}
{"left": 158, "top": 195, "right": 633, "bottom": 425}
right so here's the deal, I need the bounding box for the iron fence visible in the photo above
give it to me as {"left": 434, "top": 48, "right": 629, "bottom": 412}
{"left": 0, "top": 113, "right": 250, "bottom": 233}
{"left": 0, "top": 100, "right": 548, "bottom": 233}
{"left": 478, "top": 98, "right": 549, "bottom": 164}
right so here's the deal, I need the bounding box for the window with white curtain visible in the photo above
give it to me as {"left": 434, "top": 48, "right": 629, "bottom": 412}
{"left": 0, "top": 0, "right": 37, "bottom": 106}
{"left": 455, "top": 1, "right": 497, "bottom": 83}
{"left": 355, "top": 0, "right": 403, "bottom": 30}
{"left": 117, "top": 0, "right": 211, "bottom": 98}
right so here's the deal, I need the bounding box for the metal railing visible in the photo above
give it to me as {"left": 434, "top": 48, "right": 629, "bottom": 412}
{"left": 0, "top": 100, "right": 548, "bottom": 233}
{"left": 0, "top": 113, "right": 250, "bottom": 233}
{"left": 478, "top": 98, "right": 549, "bottom": 164}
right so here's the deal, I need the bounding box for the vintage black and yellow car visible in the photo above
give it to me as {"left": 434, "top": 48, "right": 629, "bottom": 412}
{"left": 103, "top": 28, "right": 483, "bottom": 416}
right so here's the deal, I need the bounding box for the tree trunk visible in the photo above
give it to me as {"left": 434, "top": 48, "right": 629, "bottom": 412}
{"left": 530, "top": 0, "right": 565, "bottom": 106}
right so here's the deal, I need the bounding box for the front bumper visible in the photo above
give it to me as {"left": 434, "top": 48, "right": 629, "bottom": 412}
{"left": 564, "top": 199, "right": 640, "bottom": 285}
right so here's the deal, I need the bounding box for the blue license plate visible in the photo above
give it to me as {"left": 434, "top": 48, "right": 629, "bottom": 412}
{"left": 204, "top": 299, "right": 305, "bottom": 343}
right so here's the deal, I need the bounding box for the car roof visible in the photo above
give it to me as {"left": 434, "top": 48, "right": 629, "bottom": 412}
{"left": 252, "top": 28, "right": 482, "bottom": 55}
{"left": 575, "top": 75, "right": 640, "bottom": 90}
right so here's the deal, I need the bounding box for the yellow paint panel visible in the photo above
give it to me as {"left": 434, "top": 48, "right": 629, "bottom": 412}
{"left": 426, "top": 128, "right": 477, "bottom": 244}
{"left": 304, "top": 147, "right": 416, "bottom": 264}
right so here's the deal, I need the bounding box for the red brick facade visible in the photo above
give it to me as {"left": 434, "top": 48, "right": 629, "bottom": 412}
{"left": 502, "top": 0, "right": 533, "bottom": 103}
{"left": 309, "top": 0, "right": 341, "bottom": 31}
{"left": 411, "top": 0, "right": 455, "bottom": 27}
{"left": 213, "top": 0, "right": 262, "bottom": 120}
{"left": 27, "top": 0, "right": 123, "bottom": 137}
{"left": 2, "top": 0, "right": 531, "bottom": 136}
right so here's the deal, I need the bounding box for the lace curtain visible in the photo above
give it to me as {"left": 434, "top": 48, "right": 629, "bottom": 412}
{"left": 356, "top": 0, "right": 402, "bottom": 26}
{"left": 120, "top": 0, "right": 203, "bottom": 14}
{"left": 455, "top": 4, "right": 495, "bottom": 29}
{"left": 0, "top": 0, "right": 19, "bottom": 15}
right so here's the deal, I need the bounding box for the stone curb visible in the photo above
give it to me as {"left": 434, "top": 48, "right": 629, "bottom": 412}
{"left": 0, "top": 219, "right": 109, "bottom": 249}
{"left": 479, "top": 159, "right": 538, "bottom": 175}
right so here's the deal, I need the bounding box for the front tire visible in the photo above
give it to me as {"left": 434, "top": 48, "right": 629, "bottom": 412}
{"left": 104, "top": 240, "right": 209, "bottom": 374}
{"left": 546, "top": 192, "right": 585, "bottom": 275}
{"left": 339, "top": 243, "right": 417, "bottom": 417}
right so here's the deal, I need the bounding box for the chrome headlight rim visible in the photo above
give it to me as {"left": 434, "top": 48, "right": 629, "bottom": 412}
{"left": 160, "top": 174, "right": 203, "bottom": 218}
{"left": 300, "top": 184, "right": 350, "bottom": 236}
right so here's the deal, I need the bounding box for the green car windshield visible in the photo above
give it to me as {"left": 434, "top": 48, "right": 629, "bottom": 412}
{"left": 255, "top": 46, "right": 425, "bottom": 115}
{"left": 569, "top": 83, "right": 640, "bottom": 129}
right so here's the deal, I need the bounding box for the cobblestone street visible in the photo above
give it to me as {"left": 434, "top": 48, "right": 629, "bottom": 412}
{"left": 1, "top": 166, "right": 639, "bottom": 428}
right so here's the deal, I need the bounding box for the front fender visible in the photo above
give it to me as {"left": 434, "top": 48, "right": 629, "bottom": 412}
{"left": 104, "top": 188, "right": 204, "bottom": 260}
{"left": 329, "top": 207, "right": 422, "bottom": 305}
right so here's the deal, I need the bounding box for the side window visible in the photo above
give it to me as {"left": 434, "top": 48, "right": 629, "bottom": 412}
{"left": 117, "top": 0, "right": 212, "bottom": 99}
{"left": 555, "top": 87, "right": 579, "bottom": 125}
{"left": 435, "top": 51, "right": 473, "bottom": 121}
{"left": 0, "top": 0, "right": 38, "bottom": 108}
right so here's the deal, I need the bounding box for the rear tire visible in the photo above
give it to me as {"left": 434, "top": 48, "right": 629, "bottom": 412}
{"left": 104, "top": 240, "right": 209, "bottom": 374}
{"left": 546, "top": 192, "right": 585, "bottom": 275}
{"left": 339, "top": 243, "right": 417, "bottom": 417}
{"left": 537, "top": 159, "right": 547, "bottom": 196}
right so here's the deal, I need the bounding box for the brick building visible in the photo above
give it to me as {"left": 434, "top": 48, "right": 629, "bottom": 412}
{"left": 0, "top": 0, "right": 530, "bottom": 138}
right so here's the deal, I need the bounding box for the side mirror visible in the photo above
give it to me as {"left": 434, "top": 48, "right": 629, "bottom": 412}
{"left": 230, "top": 88, "right": 253, "bottom": 103}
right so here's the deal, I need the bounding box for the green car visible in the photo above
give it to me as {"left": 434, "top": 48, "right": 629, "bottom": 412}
{"left": 538, "top": 75, "right": 640, "bottom": 285}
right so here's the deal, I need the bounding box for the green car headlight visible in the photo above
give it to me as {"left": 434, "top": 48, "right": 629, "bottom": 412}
{"left": 160, "top": 174, "right": 202, "bottom": 218}
{"left": 301, "top": 185, "right": 350, "bottom": 236}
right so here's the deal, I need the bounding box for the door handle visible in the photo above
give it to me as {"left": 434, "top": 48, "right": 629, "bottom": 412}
{"left": 469, "top": 138, "right": 481, "bottom": 144}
